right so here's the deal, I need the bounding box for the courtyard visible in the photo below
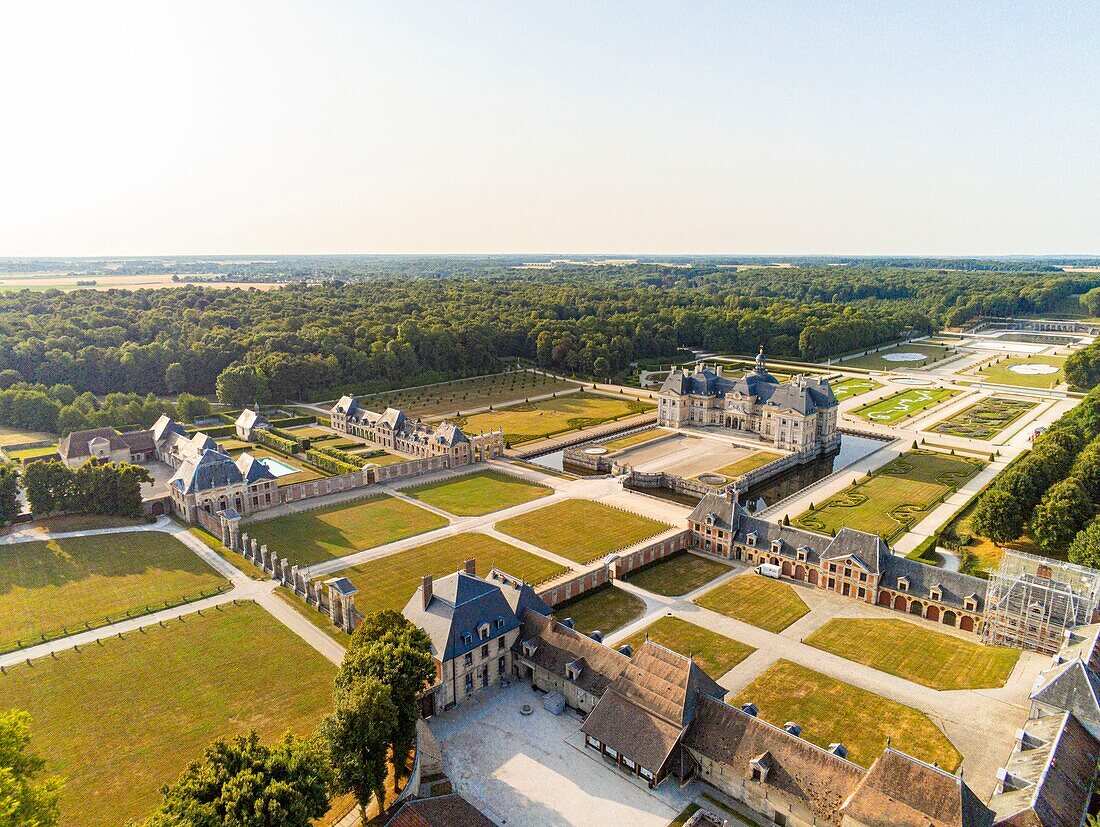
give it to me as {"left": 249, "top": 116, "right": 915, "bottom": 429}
{"left": 430, "top": 682, "right": 690, "bottom": 827}
{"left": 611, "top": 431, "right": 780, "bottom": 481}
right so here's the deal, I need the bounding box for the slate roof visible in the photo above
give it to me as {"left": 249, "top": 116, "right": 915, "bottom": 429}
{"left": 517, "top": 610, "right": 629, "bottom": 697}
{"left": 840, "top": 748, "right": 994, "bottom": 827}
{"left": 235, "top": 452, "right": 278, "bottom": 485}
{"left": 1029, "top": 659, "right": 1100, "bottom": 735}
{"left": 432, "top": 421, "right": 470, "bottom": 446}
{"left": 581, "top": 641, "right": 725, "bottom": 774}
{"left": 378, "top": 407, "right": 407, "bottom": 430}
{"left": 990, "top": 712, "right": 1100, "bottom": 827}
{"left": 401, "top": 570, "right": 523, "bottom": 662}
{"left": 488, "top": 570, "right": 552, "bottom": 620}
{"left": 235, "top": 409, "right": 267, "bottom": 431}
{"left": 58, "top": 427, "right": 128, "bottom": 460}
{"left": 682, "top": 695, "right": 866, "bottom": 826}
{"left": 659, "top": 355, "right": 837, "bottom": 415}
{"left": 170, "top": 449, "right": 246, "bottom": 494}
{"left": 326, "top": 577, "right": 358, "bottom": 596}
{"left": 879, "top": 553, "right": 988, "bottom": 613}
{"left": 387, "top": 794, "right": 495, "bottom": 827}
{"left": 190, "top": 432, "right": 220, "bottom": 453}
{"left": 119, "top": 429, "right": 156, "bottom": 454}
{"left": 332, "top": 395, "right": 361, "bottom": 416}
{"left": 152, "top": 414, "right": 187, "bottom": 443}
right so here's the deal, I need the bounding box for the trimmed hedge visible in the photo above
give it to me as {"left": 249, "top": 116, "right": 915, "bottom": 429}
{"left": 269, "top": 415, "right": 315, "bottom": 428}
{"left": 312, "top": 445, "right": 364, "bottom": 466}
{"left": 253, "top": 429, "right": 298, "bottom": 455}
{"left": 305, "top": 449, "right": 360, "bottom": 475}
{"left": 185, "top": 423, "right": 236, "bottom": 439}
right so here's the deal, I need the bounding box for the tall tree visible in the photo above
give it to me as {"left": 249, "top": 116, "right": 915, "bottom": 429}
{"left": 970, "top": 488, "right": 1025, "bottom": 546}
{"left": 143, "top": 732, "right": 331, "bottom": 827}
{"left": 0, "top": 709, "right": 64, "bottom": 827}
{"left": 320, "top": 678, "right": 397, "bottom": 821}
{"left": 215, "top": 365, "right": 269, "bottom": 407}
{"left": 0, "top": 463, "right": 21, "bottom": 524}
{"left": 1032, "top": 479, "right": 1094, "bottom": 552}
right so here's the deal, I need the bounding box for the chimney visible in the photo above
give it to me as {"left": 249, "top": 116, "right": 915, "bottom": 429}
{"left": 464, "top": 558, "right": 476, "bottom": 576}
{"left": 421, "top": 574, "right": 433, "bottom": 610}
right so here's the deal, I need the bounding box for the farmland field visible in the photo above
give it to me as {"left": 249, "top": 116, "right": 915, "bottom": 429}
{"left": 244, "top": 494, "right": 448, "bottom": 565}
{"left": 0, "top": 602, "right": 335, "bottom": 827}
{"left": 0, "top": 531, "right": 226, "bottom": 652}
{"left": 496, "top": 499, "right": 670, "bottom": 564}
{"left": 795, "top": 450, "right": 983, "bottom": 541}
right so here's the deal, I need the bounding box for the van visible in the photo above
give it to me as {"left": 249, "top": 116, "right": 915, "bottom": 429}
{"left": 756, "top": 563, "right": 781, "bottom": 579}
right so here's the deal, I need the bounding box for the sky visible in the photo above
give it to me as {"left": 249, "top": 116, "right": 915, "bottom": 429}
{"left": 1, "top": 1, "right": 1098, "bottom": 257}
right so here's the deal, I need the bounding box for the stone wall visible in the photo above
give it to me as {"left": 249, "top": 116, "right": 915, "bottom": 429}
{"left": 278, "top": 469, "right": 368, "bottom": 503}
{"left": 372, "top": 455, "right": 450, "bottom": 483}
{"left": 626, "top": 469, "right": 716, "bottom": 499}
{"left": 608, "top": 530, "right": 692, "bottom": 578}
{"left": 536, "top": 568, "right": 610, "bottom": 607}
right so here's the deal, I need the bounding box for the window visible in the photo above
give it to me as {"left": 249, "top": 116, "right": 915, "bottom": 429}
{"left": 498, "top": 656, "right": 505, "bottom": 675}
{"left": 481, "top": 670, "right": 488, "bottom": 688}
{"left": 828, "top": 578, "right": 835, "bottom": 588}
{"left": 461, "top": 632, "right": 473, "bottom": 645}
{"left": 496, "top": 618, "right": 505, "bottom": 629}
{"left": 829, "top": 563, "right": 837, "bottom": 573}
{"left": 464, "top": 673, "right": 473, "bottom": 692}
{"left": 859, "top": 572, "right": 867, "bottom": 582}
{"left": 858, "top": 587, "right": 866, "bottom": 599}
{"left": 478, "top": 623, "right": 490, "bottom": 640}
{"left": 481, "top": 644, "right": 489, "bottom": 659}
{"left": 464, "top": 653, "right": 473, "bottom": 667}
{"left": 498, "top": 636, "right": 506, "bottom": 651}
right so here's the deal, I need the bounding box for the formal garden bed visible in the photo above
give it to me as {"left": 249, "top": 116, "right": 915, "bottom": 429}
{"left": 831, "top": 376, "right": 883, "bottom": 402}
{"left": 854, "top": 387, "right": 959, "bottom": 424}
{"left": 930, "top": 395, "right": 1037, "bottom": 440}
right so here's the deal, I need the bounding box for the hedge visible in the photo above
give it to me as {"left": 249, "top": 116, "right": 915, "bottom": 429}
{"left": 313, "top": 445, "right": 365, "bottom": 466}
{"left": 253, "top": 429, "right": 298, "bottom": 455}
{"left": 305, "top": 449, "right": 360, "bottom": 475}
{"left": 185, "top": 423, "right": 236, "bottom": 438}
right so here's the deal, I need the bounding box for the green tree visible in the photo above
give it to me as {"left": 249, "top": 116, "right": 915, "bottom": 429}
{"left": 0, "top": 709, "right": 64, "bottom": 827}
{"left": 1068, "top": 517, "right": 1100, "bottom": 569}
{"left": 215, "top": 365, "right": 269, "bottom": 407}
{"left": 970, "top": 488, "right": 1025, "bottom": 545}
{"left": 1032, "top": 479, "right": 1094, "bottom": 552}
{"left": 174, "top": 393, "right": 211, "bottom": 423}
{"left": 0, "top": 463, "right": 21, "bottom": 524}
{"left": 144, "top": 732, "right": 331, "bottom": 827}
{"left": 164, "top": 363, "right": 186, "bottom": 395}
{"left": 320, "top": 678, "right": 397, "bottom": 821}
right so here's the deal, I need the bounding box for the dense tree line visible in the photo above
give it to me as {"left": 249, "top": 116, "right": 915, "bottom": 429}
{"left": 0, "top": 266, "right": 1094, "bottom": 404}
{"left": 24, "top": 460, "right": 150, "bottom": 518}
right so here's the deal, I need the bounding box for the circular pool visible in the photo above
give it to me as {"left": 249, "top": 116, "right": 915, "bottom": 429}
{"left": 583, "top": 446, "right": 608, "bottom": 455}
{"left": 882, "top": 352, "right": 928, "bottom": 362}
{"left": 698, "top": 473, "right": 726, "bottom": 485}
{"left": 1009, "top": 363, "right": 1059, "bottom": 375}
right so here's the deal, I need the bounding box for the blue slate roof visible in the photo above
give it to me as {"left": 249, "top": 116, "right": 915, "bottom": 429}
{"left": 171, "top": 450, "right": 245, "bottom": 494}
{"left": 235, "top": 452, "right": 278, "bottom": 485}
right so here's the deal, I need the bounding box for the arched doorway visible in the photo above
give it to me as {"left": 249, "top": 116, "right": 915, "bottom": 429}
{"left": 909, "top": 600, "right": 924, "bottom": 617}
{"left": 926, "top": 605, "right": 940, "bottom": 623}
{"left": 151, "top": 501, "right": 165, "bottom": 516}
{"left": 894, "top": 595, "right": 907, "bottom": 611}
{"left": 808, "top": 570, "right": 819, "bottom": 586}
{"left": 960, "top": 615, "right": 975, "bottom": 632}
{"left": 942, "top": 610, "right": 957, "bottom": 627}
{"left": 770, "top": 556, "right": 780, "bottom": 567}
{"left": 782, "top": 561, "right": 793, "bottom": 577}
{"left": 794, "top": 565, "right": 805, "bottom": 582}
{"left": 878, "top": 591, "right": 892, "bottom": 607}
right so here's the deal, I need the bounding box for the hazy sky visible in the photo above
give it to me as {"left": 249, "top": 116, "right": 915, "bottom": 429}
{"left": 2, "top": 1, "right": 1098, "bottom": 256}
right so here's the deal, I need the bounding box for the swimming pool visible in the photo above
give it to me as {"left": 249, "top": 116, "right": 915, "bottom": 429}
{"left": 257, "top": 456, "right": 299, "bottom": 478}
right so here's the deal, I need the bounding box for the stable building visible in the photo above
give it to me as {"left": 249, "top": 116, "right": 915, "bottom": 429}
{"left": 657, "top": 349, "right": 839, "bottom": 454}
{"left": 167, "top": 448, "right": 278, "bottom": 522}
{"left": 58, "top": 426, "right": 157, "bottom": 467}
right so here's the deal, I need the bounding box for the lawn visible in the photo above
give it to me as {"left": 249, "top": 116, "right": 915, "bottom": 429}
{"left": 831, "top": 377, "right": 883, "bottom": 402}
{"left": 0, "top": 425, "right": 55, "bottom": 447}
{"left": 978, "top": 354, "right": 1067, "bottom": 389}
{"left": 496, "top": 499, "right": 671, "bottom": 564}
{"left": 456, "top": 392, "right": 655, "bottom": 446}
{"left": 854, "top": 387, "right": 959, "bottom": 424}
{"left": 931, "top": 396, "right": 1037, "bottom": 440}
{"left": 359, "top": 450, "right": 412, "bottom": 466}
{"left": 622, "top": 552, "right": 730, "bottom": 596}
{"left": 620, "top": 616, "right": 754, "bottom": 678}
{"left": 244, "top": 494, "right": 448, "bottom": 565}
{"left": 405, "top": 469, "right": 552, "bottom": 516}
{"left": 553, "top": 584, "right": 647, "bottom": 636}
{"left": 5, "top": 444, "right": 59, "bottom": 463}
{"left": 804, "top": 618, "right": 1020, "bottom": 690}
{"left": 0, "top": 602, "right": 335, "bottom": 827}
{"left": 840, "top": 342, "right": 955, "bottom": 371}
{"left": 335, "top": 532, "right": 568, "bottom": 614}
{"left": 0, "top": 531, "right": 227, "bottom": 652}
{"left": 284, "top": 424, "right": 336, "bottom": 439}
{"left": 695, "top": 574, "right": 809, "bottom": 633}
{"left": 708, "top": 451, "right": 782, "bottom": 481}
{"left": 795, "top": 450, "right": 983, "bottom": 542}
{"left": 600, "top": 428, "right": 669, "bottom": 453}
{"left": 734, "top": 660, "right": 961, "bottom": 770}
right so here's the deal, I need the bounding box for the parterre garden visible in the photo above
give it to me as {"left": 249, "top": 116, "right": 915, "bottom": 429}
{"left": 695, "top": 574, "right": 809, "bottom": 633}
{"left": 931, "top": 395, "right": 1037, "bottom": 439}
{"left": 348, "top": 371, "right": 581, "bottom": 418}
{"left": 830, "top": 376, "right": 882, "bottom": 402}
{"left": 600, "top": 427, "right": 669, "bottom": 453}
{"left": 0, "top": 531, "right": 227, "bottom": 653}
{"left": 456, "top": 391, "right": 655, "bottom": 446}
{"left": 244, "top": 494, "right": 449, "bottom": 565}
{"left": 496, "top": 498, "right": 671, "bottom": 564}
{"left": 795, "top": 450, "right": 983, "bottom": 542}
{"left": 804, "top": 618, "right": 1020, "bottom": 690}
{"left": 733, "top": 659, "right": 962, "bottom": 771}
{"left": 977, "top": 354, "right": 1067, "bottom": 388}
{"left": 552, "top": 584, "right": 647, "bottom": 636}
{"left": 620, "top": 616, "right": 754, "bottom": 678}
{"left": 854, "top": 387, "right": 958, "bottom": 424}
{"left": 839, "top": 342, "right": 954, "bottom": 371}
{"left": 622, "top": 551, "right": 730, "bottom": 596}
{"left": 0, "top": 602, "right": 336, "bottom": 827}
{"left": 404, "top": 469, "right": 552, "bottom": 516}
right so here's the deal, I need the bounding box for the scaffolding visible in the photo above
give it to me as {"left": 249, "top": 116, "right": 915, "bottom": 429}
{"left": 983, "top": 550, "right": 1100, "bottom": 654}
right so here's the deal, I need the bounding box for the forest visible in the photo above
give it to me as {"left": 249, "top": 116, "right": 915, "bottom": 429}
{"left": 0, "top": 262, "right": 1095, "bottom": 405}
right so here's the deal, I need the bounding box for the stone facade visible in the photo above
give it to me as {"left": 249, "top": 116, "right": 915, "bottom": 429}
{"left": 657, "top": 349, "right": 839, "bottom": 453}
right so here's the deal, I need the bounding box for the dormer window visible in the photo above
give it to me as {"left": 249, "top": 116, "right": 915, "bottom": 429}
{"left": 929, "top": 587, "right": 942, "bottom": 602}
{"left": 746, "top": 532, "right": 757, "bottom": 547}
{"left": 749, "top": 752, "right": 771, "bottom": 783}
{"left": 496, "top": 617, "right": 506, "bottom": 629}
{"left": 461, "top": 632, "right": 473, "bottom": 645}
{"left": 796, "top": 547, "right": 808, "bottom": 562}
{"left": 771, "top": 540, "right": 782, "bottom": 553}
{"left": 522, "top": 640, "right": 537, "bottom": 658}
{"left": 964, "top": 595, "right": 978, "bottom": 612}
{"left": 897, "top": 577, "right": 909, "bottom": 593}
{"left": 478, "top": 623, "right": 490, "bottom": 640}
{"left": 566, "top": 660, "right": 582, "bottom": 681}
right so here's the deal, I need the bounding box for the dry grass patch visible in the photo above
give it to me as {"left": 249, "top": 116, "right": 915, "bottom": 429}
{"left": 734, "top": 660, "right": 962, "bottom": 771}
{"left": 496, "top": 499, "right": 670, "bottom": 564}
{"left": 695, "top": 574, "right": 809, "bottom": 633}
{"left": 805, "top": 618, "right": 1019, "bottom": 690}
{"left": 623, "top": 552, "right": 730, "bottom": 596}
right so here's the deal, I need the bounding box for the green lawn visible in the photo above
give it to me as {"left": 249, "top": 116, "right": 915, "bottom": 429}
{"left": 620, "top": 616, "right": 754, "bottom": 678}
{"left": 405, "top": 470, "right": 552, "bottom": 516}
{"left": 831, "top": 377, "right": 883, "bottom": 402}
{"left": 5, "top": 444, "right": 58, "bottom": 462}
{"left": 553, "top": 584, "right": 647, "bottom": 636}
{"left": 623, "top": 552, "right": 730, "bottom": 596}
{"left": 244, "top": 494, "right": 448, "bottom": 565}
{"left": 854, "top": 387, "right": 958, "bottom": 424}
{"left": 497, "top": 499, "right": 670, "bottom": 564}
{"left": 695, "top": 574, "right": 809, "bottom": 633}
{"left": 601, "top": 428, "right": 669, "bottom": 453}
{"left": 0, "top": 425, "right": 55, "bottom": 447}
{"left": 335, "top": 532, "right": 568, "bottom": 614}
{"left": 734, "top": 660, "right": 961, "bottom": 771}
{"left": 931, "top": 396, "right": 1037, "bottom": 440}
{"left": 795, "top": 450, "right": 983, "bottom": 542}
{"left": 978, "top": 355, "right": 1067, "bottom": 389}
{"left": 0, "top": 531, "right": 227, "bottom": 652}
{"left": 0, "top": 602, "right": 335, "bottom": 827}
{"left": 708, "top": 451, "right": 782, "bottom": 480}
{"left": 804, "top": 618, "right": 1019, "bottom": 690}
{"left": 349, "top": 371, "right": 581, "bottom": 418}
{"left": 456, "top": 392, "right": 655, "bottom": 446}
{"left": 840, "top": 343, "right": 955, "bottom": 371}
